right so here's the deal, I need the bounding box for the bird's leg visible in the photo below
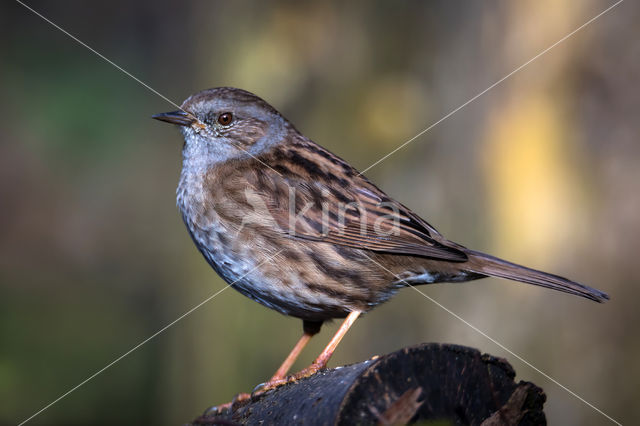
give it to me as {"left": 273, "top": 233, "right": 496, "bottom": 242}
{"left": 206, "top": 320, "right": 323, "bottom": 415}
{"left": 255, "top": 311, "right": 362, "bottom": 395}
{"left": 270, "top": 320, "right": 322, "bottom": 381}
{"left": 294, "top": 311, "right": 361, "bottom": 379}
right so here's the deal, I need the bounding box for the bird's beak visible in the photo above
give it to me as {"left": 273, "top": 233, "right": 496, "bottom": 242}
{"left": 152, "top": 110, "right": 196, "bottom": 126}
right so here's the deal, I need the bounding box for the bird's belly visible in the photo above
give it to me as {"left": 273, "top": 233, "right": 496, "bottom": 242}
{"left": 187, "top": 223, "right": 358, "bottom": 321}
{"left": 210, "top": 253, "right": 356, "bottom": 321}
{"left": 178, "top": 185, "right": 397, "bottom": 320}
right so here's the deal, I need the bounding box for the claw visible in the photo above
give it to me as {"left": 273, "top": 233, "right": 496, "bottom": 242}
{"left": 251, "top": 377, "right": 289, "bottom": 397}
{"left": 251, "top": 381, "right": 267, "bottom": 394}
{"left": 201, "top": 392, "right": 250, "bottom": 417}
{"left": 202, "top": 402, "right": 231, "bottom": 417}
{"left": 233, "top": 392, "right": 251, "bottom": 403}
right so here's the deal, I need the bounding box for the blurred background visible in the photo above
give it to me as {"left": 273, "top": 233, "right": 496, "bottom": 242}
{"left": 2, "top": 0, "right": 638, "bottom": 424}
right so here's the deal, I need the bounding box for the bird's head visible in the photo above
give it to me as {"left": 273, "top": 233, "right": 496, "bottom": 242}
{"left": 153, "top": 87, "right": 289, "bottom": 167}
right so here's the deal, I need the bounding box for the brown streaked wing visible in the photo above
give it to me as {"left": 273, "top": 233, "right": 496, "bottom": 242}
{"left": 250, "top": 146, "right": 467, "bottom": 262}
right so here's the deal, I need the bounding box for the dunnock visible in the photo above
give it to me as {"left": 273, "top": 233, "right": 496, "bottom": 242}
{"left": 153, "top": 87, "right": 608, "bottom": 391}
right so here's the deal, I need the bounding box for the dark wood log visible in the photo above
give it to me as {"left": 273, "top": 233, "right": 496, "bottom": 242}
{"left": 191, "top": 343, "right": 546, "bottom": 425}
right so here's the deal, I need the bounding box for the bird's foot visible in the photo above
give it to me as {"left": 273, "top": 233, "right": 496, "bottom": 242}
{"left": 201, "top": 362, "right": 327, "bottom": 418}
{"left": 252, "top": 362, "right": 323, "bottom": 396}
{"left": 291, "top": 362, "right": 323, "bottom": 380}
{"left": 201, "top": 392, "right": 251, "bottom": 417}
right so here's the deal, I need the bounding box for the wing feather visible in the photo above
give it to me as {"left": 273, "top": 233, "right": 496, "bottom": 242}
{"left": 248, "top": 148, "right": 467, "bottom": 262}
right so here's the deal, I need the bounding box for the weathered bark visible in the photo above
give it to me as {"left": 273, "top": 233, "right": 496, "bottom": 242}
{"left": 191, "top": 343, "right": 546, "bottom": 425}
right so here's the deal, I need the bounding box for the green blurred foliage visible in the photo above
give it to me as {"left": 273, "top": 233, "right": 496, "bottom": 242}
{"left": 2, "top": 1, "right": 639, "bottom": 425}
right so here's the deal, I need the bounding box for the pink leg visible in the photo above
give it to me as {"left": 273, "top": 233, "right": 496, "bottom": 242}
{"left": 270, "top": 332, "right": 314, "bottom": 381}
{"left": 299, "top": 311, "right": 361, "bottom": 375}
{"left": 258, "top": 311, "right": 362, "bottom": 392}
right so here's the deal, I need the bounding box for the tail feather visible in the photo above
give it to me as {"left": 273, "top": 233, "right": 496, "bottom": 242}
{"left": 464, "top": 249, "right": 609, "bottom": 303}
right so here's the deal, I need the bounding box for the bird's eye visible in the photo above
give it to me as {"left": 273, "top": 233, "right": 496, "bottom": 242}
{"left": 217, "top": 112, "right": 233, "bottom": 126}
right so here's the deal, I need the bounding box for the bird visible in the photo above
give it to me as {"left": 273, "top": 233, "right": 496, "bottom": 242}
{"left": 153, "top": 87, "right": 608, "bottom": 395}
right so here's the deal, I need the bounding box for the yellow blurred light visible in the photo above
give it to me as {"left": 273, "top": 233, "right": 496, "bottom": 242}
{"left": 484, "top": 95, "right": 578, "bottom": 264}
